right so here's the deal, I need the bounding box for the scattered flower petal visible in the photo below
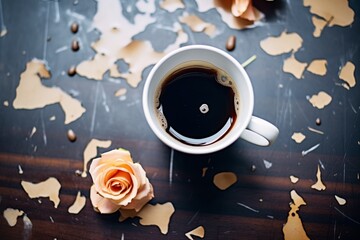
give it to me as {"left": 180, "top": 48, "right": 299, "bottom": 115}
{"left": 308, "top": 91, "right": 332, "bottom": 109}
{"left": 283, "top": 190, "right": 310, "bottom": 240}
{"left": 283, "top": 54, "right": 308, "bottom": 79}
{"left": 185, "top": 226, "right": 205, "bottom": 240}
{"left": 291, "top": 132, "right": 306, "bottom": 144}
{"left": 119, "top": 202, "right": 175, "bottom": 235}
{"left": 3, "top": 208, "right": 24, "bottom": 227}
{"left": 21, "top": 177, "right": 61, "bottom": 208}
{"left": 213, "top": 172, "right": 237, "bottom": 190}
{"left": 311, "top": 165, "right": 326, "bottom": 191}
{"left": 68, "top": 191, "right": 86, "bottom": 214}
{"left": 307, "top": 59, "right": 327, "bottom": 76}
{"left": 290, "top": 175, "right": 299, "bottom": 184}
{"left": 260, "top": 32, "right": 303, "bottom": 56}
{"left": 335, "top": 195, "right": 346, "bottom": 206}
{"left": 339, "top": 61, "right": 356, "bottom": 88}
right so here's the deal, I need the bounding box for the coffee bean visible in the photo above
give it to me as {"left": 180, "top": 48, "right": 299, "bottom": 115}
{"left": 316, "top": 118, "right": 321, "bottom": 125}
{"left": 71, "top": 40, "right": 80, "bottom": 51}
{"left": 70, "top": 22, "right": 79, "bottom": 34}
{"left": 67, "top": 129, "right": 77, "bottom": 142}
{"left": 226, "top": 35, "right": 236, "bottom": 51}
{"left": 67, "top": 66, "right": 76, "bottom": 76}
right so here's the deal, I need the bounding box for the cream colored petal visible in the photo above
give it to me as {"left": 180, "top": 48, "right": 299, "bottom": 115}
{"left": 89, "top": 157, "right": 102, "bottom": 177}
{"left": 90, "top": 185, "right": 120, "bottom": 214}
{"left": 133, "top": 178, "right": 153, "bottom": 201}
{"left": 100, "top": 149, "right": 133, "bottom": 163}
{"left": 97, "top": 198, "right": 121, "bottom": 214}
{"left": 131, "top": 163, "right": 148, "bottom": 187}
{"left": 90, "top": 185, "right": 104, "bottom": 211}
{"left": 91, "top": 162, "right": 134, "bottom": 188}
{"left": 231, "top": 0, "right": 250, "bottom": 17}
{"left": 239, "top": 1, "right": 257, "bottom": 21}
{"left": 114, "top": 174, "right": 139, "bottom": 204}
{"left": 97, "top": 170, "right": 139, "bottom": 205}
{"left": 121, "top": 183, "right": 154, "bottom": 212}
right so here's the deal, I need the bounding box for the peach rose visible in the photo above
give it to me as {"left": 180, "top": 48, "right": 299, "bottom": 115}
{"left": 231, "top": 0, "right": 259, "bottom": 21}
{"left": 89, "top": 149, "right": 154, "bottom": 214}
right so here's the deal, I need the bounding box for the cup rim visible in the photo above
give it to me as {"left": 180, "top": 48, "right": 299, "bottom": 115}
{"left": 142, "top": 44, "right": 254, "bottom": 154}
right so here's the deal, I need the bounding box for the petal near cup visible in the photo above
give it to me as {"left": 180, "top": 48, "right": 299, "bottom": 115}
{"left": 143, "top": 45, "right": 279, "bottom": 154}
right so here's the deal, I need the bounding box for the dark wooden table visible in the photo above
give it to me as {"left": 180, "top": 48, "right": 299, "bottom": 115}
{"left": 1, "top": 0, "right": 359, "bottom": 239}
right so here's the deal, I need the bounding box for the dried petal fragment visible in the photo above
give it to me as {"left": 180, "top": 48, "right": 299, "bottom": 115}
{"left": 160, "top": 0, "right": 185, "bottom": 12}
{"left": 76, "top": 0, "right": 181, "bottom": 88}
{"left": 185, "top": 226, "right": 205, "bottom": 240}
{"left": 339, "top": 61, "right": 356, "bottom": 88}
{"left": 283, "top": 55, "right": 308, "bottom": 79}
{"left": 115, "top": 88, "right": 127, "bottom": 97}
{"left": 81, "top": 139, "right": 112, "bottom": 177}
{"left": 68, "top": 191, "right": 86, "bottom": 214}
{"left": 119, "top": 202, "right": 175, "bottom": 235}
{"left": 291, "top": 132, "right": 306, "bottom": 144}
{"left": 21, "top": 177, "right": 61, "bottom": 208}
{"left": 334, "top": 195, "right": 346, "bottom": 205}
{"left": 179, "top": 13, "right": 217, "bottom": 37}
{"left": 213, "top": 172, "right": 237, "bottom": 190}
{"left": 260, "top": 32, "right": 303, "bottom": 56}
{"left": 115, "top": 40, "right": 165, "bottom": 87}
{"left": 311, "top": 16, "right": 327, "bottom": 37}
{"left": 307, "top": 59, "right": 327, "bottom": 76}
{"left": 290, "top": 175, "right": 299, "bottom": 184}
{"left": 311, "top": 165, "right": 326, "bottom": 191}
{"left": 76, "top": 54, "right": 114, "bottom": 81}
{"left": 13, "top": 59, "right": 86, "bottom": 124}
{"left": 3, "top": 208, "right": 24, "bottom": 227}
{"left": 304, "top": 0, "right": 355, "bottom": 27}
{"left": 282, "top": 190, "right": 309, "bottom": 240}
{"left": 309, "top": 91, "right": 332, "bottom": 109}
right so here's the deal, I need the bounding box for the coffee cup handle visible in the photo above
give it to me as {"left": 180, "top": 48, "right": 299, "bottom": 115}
{"left": 240, "top": 116, "right": 279, "bottom": 146}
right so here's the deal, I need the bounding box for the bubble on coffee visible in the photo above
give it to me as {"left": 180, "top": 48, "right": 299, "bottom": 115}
{"left": 156, "top": 105, "right": 168, "bottom": 129}
{"left": 215, "top": 70, "right": 240, "bottom": 115}
{"left": 199, "top": 103, "right": 209, "bottom": 114}
{"left": 155, "top": 60, "right": 240, "bottom": 146}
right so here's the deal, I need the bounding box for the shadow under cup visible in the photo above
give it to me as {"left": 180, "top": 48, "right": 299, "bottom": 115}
{"left": 143, "top": 45, "right": 254, "bottom": 154}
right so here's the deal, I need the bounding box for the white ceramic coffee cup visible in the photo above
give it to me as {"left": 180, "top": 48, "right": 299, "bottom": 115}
{"left": 143, "top": 45, "right": 279, "bottom": 154}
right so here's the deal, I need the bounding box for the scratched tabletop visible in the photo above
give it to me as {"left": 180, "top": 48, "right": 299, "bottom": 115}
{"left": 1, "top": 0, "right": 360, "bottom": 239}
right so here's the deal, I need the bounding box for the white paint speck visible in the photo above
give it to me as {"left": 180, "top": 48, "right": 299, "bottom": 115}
{"left": 263, "top": 159, "right": 272, "bottom": 169}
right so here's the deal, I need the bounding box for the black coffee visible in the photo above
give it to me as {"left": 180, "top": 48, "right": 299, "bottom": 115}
{"left": 155, "top": 62, "right": 239, "bottom": 146}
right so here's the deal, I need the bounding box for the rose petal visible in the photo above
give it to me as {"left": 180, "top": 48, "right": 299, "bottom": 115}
{"left": 90, "top": 185, "right": 120, "bottom": 214}
{"left": 231, "top": 0, "right": 250, "bottom": 17}
{"left": 131, "top": 163, "right": 148, "bottom": 186}
{"left": 91, "top": 161, "right": 134, "bottom": 184}
{"left": 92, "top": 164, "right": 132, "bottom": 191}
{"left": 90, "top": 185, "right": 102, "bottom": 212}
{"left": 89, "top": 156, "right": 102, "bottom": 176}
{"left": 239, "top": 1, "right": 257, "bottom": 21}
{"left": 101, "top": 149, "right": 133, "bottom": 163}
{"left": 112, "top": 173, "right": 139, "bottom": 205}
{"left": 134, "top": 178, "right": 153, "bottom": 200}
{"left": 94, "top": 165, "right": 136, "bottom": 196}
{"left": 121, "top": 183, "right": 154, "bottom": 212}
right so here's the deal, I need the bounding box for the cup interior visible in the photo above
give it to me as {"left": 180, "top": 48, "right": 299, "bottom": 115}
{"left": 143, "top": 45, "right": 254, "bottom": 154}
